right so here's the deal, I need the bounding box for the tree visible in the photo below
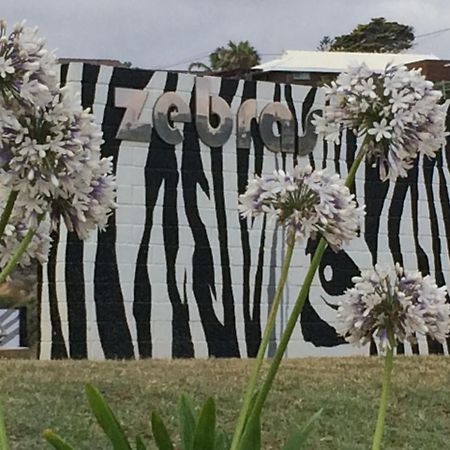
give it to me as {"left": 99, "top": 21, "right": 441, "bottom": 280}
{"left": 189, "top": 40, "right": 260, "bottom": 73}
{"left": 324, "top": 18, "right": 415, "bottom": 53}
{"left": 317, "top": 35, "right": 334, "bottom": 51}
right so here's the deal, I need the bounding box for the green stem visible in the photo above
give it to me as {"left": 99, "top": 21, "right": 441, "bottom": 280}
{"left": 230, "top": 240, "right": 295, "bottom": 450}
{"left": 371, "top": 336, "right": 395, "bottom": 450}
{"left": 345, "top": 142, "right": 366, "bottom": 188}
{"left": 0, "top": 190, "right": 18, "bottom": 239}
{"left": 246, "top": 237, "right": 327, "bottom": 421}
{"left": 0, "top": 226, "right": 37, "bottom": 284}
{"left": 246, "top": 138, "right": 370, "bottom": 424}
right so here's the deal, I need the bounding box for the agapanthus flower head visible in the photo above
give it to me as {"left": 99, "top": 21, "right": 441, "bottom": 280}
{"left": 337, "top": 263, "right": 450, "bottom": 349}
{"left": 314, "top": 63, "right": 447, "bottom": 181}
{"left": 0, "top": 203, "right": 51, "bottom": 269}
{"left": 0, "top": 20, "right": 58, "bottom": 108}
{"left": 0, "top": 87, "right": 116, "bottom": 240}
{"left": 0, "top": 19, "right": 116, "bottom": 274}
{"left": 238, "top": 165, "right": 364, "bottom": 250}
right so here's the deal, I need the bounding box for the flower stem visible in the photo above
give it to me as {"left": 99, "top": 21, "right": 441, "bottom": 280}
{"left": 0, "top": 226, "right": 38, "bottom": 284}
{"left": 245, "top": 237, "right": 327, "bottom": 422}
{"left": 230, "top": 239, "right": 295, "bottom": 450}
{"left": 345, "top": 141, "right": 367, "bottom": 188}
{"left": 371, "top": 338, "right": 395, "bottom": 450}
{"left": 0, "top": 190, "right": 18, "bottom": 239}
{"left": 245, "top": 139, "right": 369, "bottom": 425}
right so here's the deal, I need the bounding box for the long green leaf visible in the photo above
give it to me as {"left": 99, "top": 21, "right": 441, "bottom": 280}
{"left": 241, "top": 390, "right": 259, "bottom": 439}
{"left": 281, "top": 409, "right": 323, "bottom": 450}
{"left": 151, "top": 412, "right": 174, "bottom": 450}
{"left": 192, "top": 398, "right": 216, "bottom": 450}
{"left": 0, "top": 403, "right": 8, "bottom": 450}
{"left": 42, "top": 429, "right": 75, "bottom": 450}
{"left": 214, "top": 430, "right": 230, "bottom": 450}
{"left": 85, "top": 384, "right": 132, "bottom": 450}
{"left": 135, "top": 435, "right": 147, "bottom": 450}
{"left": 177, "top": 394, "right": 197, "bottom": 450}
{"left": 236, "top": 411, "right": 260, "bottom": 450}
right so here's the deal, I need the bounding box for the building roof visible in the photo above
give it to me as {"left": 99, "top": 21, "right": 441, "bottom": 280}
{"left": 58, "top": 58, "right": 126, "bottom": 67}
{"left": 253, "top": 50, "right": 439, "bottom": 73}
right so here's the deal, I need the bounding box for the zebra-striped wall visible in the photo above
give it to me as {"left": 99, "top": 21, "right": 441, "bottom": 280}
{"left": 39, "top": 63, "right": 450, "bottom": 359}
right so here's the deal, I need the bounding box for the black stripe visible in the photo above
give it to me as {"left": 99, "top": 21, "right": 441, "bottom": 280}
{"left": 346, "top": 131, "right": 357, "bottom": 196}
{"left": 422, "top": 155, "right": 445, "bottom": 354}
{"left": 267, "top": 225, "right": 279, "bottom": 357}
{"left": 251, "top": 215, "right": 267, "bottom": 355}
{"left": 182, "top": 82, "right": 239, "bottom": 357}
{"left": 47, "top": 225, "right": 68, "bottom": 358}
{"left": 36, "top": 264, "right": 42, "bottom": 356}
{"left": 302, "top": 87, "right": 318, "bottom": 169}
{"left": 210, "top": 78, "right": 240, "bottom": 355}
{"left": 284, "top": 84, "right": 299, "bottom": 168}
{"left": 60, "top": 64, "right": 69, "bottom": 88}
{"left": 410, "top": 160, "right": 430, "bottom": 275}
{"left": 388, "top": 177, "right": 409, "bottom": 267}
{"left": 44, "top": 65, "right": 71, "bottom": 359}
{"left": 65, "top": 64, "right": 100, "bottom": 359}
{"left": 408, "top": 159, "right": 428, "bottom": 355}
{"left": 364, "top": 161, "right": 389, "bottom": 265}
{"left": 237, "top": 81, "right": 259, "bottom": 357}
{"left": 301, "top": 240, "right": 347, "bottom": 347}
{"left": 65, "top": 231, "right": 87, "bottom": 358}
{"left": 95, "top": 67, "right": 153, "bottom": 358}
{"left": 445, "top": 102, "right": 450, "bottom": 174}
{"left": 333, "top": 142, "right": 341, "bottom": 175}
{"left": 134, "top": 71, "right": 194, "bottom": 358}
{"left": 272, "top": 84, "right": 286, "bottom": 171}
{"left": 436, "top": 149, "right": 450, "bottom": 353}
{"left": 387, "top": 173, "right": 413, "bottom": 355}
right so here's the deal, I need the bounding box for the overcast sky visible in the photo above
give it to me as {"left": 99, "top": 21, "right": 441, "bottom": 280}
{"left": 3, "top": 0, "right": 450, "bottom": 69}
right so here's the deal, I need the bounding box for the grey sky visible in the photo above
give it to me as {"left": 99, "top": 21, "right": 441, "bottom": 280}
{"left": 3, "top": 0, "right": 450, "bottom": 69}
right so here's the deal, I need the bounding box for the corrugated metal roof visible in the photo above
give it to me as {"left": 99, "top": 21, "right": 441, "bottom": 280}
{"left": 253, "top": 50, "right": 439, "bottom": 73}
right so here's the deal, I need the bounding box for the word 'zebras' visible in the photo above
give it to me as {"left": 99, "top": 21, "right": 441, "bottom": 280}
{"left": 38, "top": 64, "right": 450, "bottom": 359}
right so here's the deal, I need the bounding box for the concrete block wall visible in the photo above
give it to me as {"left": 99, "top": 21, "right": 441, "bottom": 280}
{"left": 39, "top": 64, "right": 450, "bottom": 359}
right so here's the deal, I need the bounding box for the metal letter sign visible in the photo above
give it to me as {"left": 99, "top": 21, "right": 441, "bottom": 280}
{"left": 195, "top": 77, "right": 233, "bottom": 147}
{"left": 258, "top": 103, "right": 295, "bottom": 153}
{"left": 115, "top": 76, "right": 320, "bottom": 156}
{"left": 298, "top": 109, "right": 321, "bottom": 156}
{"left": 115, "top": 88, "right": 152, "bottom": 142}
{"left": 236, "top": 99, "right": 257, "bottom": 148}
{"left": 153, "top": 92, "right": 191, "bottom": 145}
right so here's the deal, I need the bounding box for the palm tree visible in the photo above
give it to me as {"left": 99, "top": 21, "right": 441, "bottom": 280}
{"left": 189, "top": 40, "right": 260, "bottom": 73}
{"left": 187, "top": 61, "right": 212, "bottom": 72}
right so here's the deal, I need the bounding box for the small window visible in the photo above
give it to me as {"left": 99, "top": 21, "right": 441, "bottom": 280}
{"left": 293, "top": 72, "right": 311, "bottom": 80}
{"left": 0, "top": 308, "right": 22, "bottom": 347}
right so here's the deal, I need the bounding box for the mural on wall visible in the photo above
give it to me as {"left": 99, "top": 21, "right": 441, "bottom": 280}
{"left": 39, "top": 63, "right": 450, "bottom": 359}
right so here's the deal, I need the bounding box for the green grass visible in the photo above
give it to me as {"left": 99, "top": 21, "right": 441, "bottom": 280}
{"left": 0, "top": 357, "right": 449, "bottom": 449}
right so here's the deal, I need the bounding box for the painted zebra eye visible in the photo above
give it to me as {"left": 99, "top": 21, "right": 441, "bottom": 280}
{"left": 318, "top": 247, "right": 360, "bottom": 296}
{"left": 323, "top": 265, "right": 333, "bottom": 282}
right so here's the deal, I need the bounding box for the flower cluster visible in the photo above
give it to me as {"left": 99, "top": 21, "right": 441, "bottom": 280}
{"left": 1, "top": 88, "right": 116, "bottom": 238}
{"left": 337, "top": 263, "right": 450, "bottom": 348}
{"left": 314, "top": 64, "right": 447, "bottom": 181}
{"left": 0, "top": 20, "right": 116, "bottom": 272}
{"left": 238, "top": 165, "right": 364, "bottom": 250}
{"left": 0, "top": 20, "right": 58, "bottom": 108}
{"left": 0, "top": 211, "right": 51, "bottom": 268}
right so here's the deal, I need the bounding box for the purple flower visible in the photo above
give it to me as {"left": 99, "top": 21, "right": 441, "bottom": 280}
{"left": 238, "top": 165, "right": 364, "bottom": 250}
{"left": 337, "top": 263, "right": 450, "bottom": 348}
{"left": 314, "top": 64, "right": 447, "bottom": 182}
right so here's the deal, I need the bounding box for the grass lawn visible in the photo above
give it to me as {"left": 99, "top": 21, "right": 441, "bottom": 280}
{"left": 0, "top": 356, "right": 449, "bottom": 449}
